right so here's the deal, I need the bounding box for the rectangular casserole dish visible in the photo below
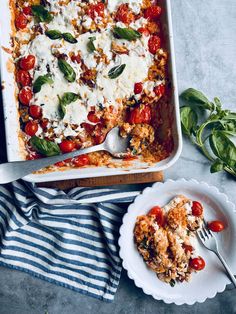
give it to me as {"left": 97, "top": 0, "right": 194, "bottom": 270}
{"left": 0, "top": 0, "right": 182, "bottom": 183}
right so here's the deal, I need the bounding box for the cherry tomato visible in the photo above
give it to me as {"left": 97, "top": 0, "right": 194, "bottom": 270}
{"left": 59, "top": 140, "right": 76, "bottom": 153}
{"left": 71, "top": 54, "right": 81, "bottom": 64}
{"left": 189, "top": 257, "right": 205, "bottom": 271}
{"left": 183, "top": 244, "right": 193, "bottom": 253}
{"left": 25, "top": 121, "right": 38, "bottom": 136}
{"left": 192, "top": 201, "right": 203, "bottom": 217}
{"left": 144, "top": 6, "right": 162, "bottom": 20}
{"left": 22, "top": 6, "right": 32, "bottom": 15}
{"left": 19, "top": 87, "right": 33, "bottom": 105}
{"left": 40, "top": 118, "right": 49, "bottom": 130}
{"left": 87, "top": 111, "right": 100, "bottom": 123}
{"left": 115, "top": 4, "right": 134, "bottom": 24}
{"left": 208, "top": 220, "right": 225, "bottom": 232}
{"left": 128, "top": 105, "right": 151, "bottom": 124}
{"left": 154, "top": 84, "right": 165, "bottom": 97}
{"left": 29, "top": 105, "right": 42, "bottom": 119}
{"left": 93, "top": 123, "right": 105, "bottom": 144}
{"left": 54, "top": 161, "right": 66, "bottom": 167}
{"left": 15, "top": 13, "right": 28, "bottom": 29}
{"left": 19, "top": 55, "right": 36, "bottom": 71}
{"left": 148, "top": 35, "right": 161, "bottom": 54}
{"left": 134, "top": 82, "right": 143, "bottom": 94}
{"left": 16, "top": 70, "right": 31, "bottom": 87}
{"left": 148, "top": 206, "right": 164, "bottom": 226}
{"left": 81, "top": 122, "right": 95, "bottom": 134}
{"left": 73, "top": 154, "right": 90, "bottom": 167}
{"left": 87, "top": 3, "right": 105, "bottom": 20}
{"left": 27, "top": 151, "right": 42, "bottom": 160}
{"left": 137, "top": 27, "right": 150, "bottom": 36}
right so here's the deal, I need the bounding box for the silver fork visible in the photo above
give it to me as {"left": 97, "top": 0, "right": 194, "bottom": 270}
{"left": 197, "top": 222, "right": 236, "bottom": 287}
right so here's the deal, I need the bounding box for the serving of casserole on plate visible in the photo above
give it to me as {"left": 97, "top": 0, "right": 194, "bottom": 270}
{"left": 0, "top": 0, "right": 182, "bottom": 182}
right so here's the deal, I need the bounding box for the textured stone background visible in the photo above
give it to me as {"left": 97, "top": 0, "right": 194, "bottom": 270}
{"left": 0, "top": 0, "right": 236, "bottom": 313}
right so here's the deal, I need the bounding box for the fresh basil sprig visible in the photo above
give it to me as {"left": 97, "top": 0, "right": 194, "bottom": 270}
{"left": 33, "top": 74, "right": 53, "bottom": 93}
{"left": 180, "top": 88, "right": 236, "bottom": 177}
{"left": 87, "top": 37, "right": 96, "bottom": 53}
{"left": 108, "top": 64, "right": 126, "bottom": 79}
{"left": 58, "top": 59, "right": 76, "bottom": 82}
{"left": 32, "top": 5, "right": 53, "bottom": 23}
{"left": 58, "top": 92, "right": 80, "bottom": 119}
{"left": 45, "top": 30, "right": 77, "bottom": 43}
{"left": 30, "top": 136, "right": 60, "bottom": 157}
{"left": 113, "top": 27, "right": 141, "bottom": 41}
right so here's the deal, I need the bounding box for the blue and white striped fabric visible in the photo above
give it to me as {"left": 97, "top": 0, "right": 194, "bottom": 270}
{"left": 0, "top": 181, "right": 140, "bottom": 301}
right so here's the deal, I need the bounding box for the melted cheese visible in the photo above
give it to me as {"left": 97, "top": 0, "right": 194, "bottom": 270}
{"left": 107, "top": 0, "right": 144, "bottom": 14}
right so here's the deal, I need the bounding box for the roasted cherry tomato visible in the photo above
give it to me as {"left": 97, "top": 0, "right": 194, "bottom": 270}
{"left": 87, "top": 3, "right": 105, "bottom": 20}
{"left": 54, "top": 161, "right": 66, "bottom": 167}
{"left": 154, "top": 84, "right": 165, "bottom": 97}
{"left": 93, "top": 123, "right": 105, "bottom": 144}
{"left": 148, "top": 35, "right": 161, "bottom": 54}
{"left": 191, "top": 201, "right": 203, "bottom": 217}
{"left": 27, "top": 151, "right": 42, "bottom": 160}
{"left": 128, "top": 105, "right": 151, "bottom": 124}
{"left": 87, "top": 111, "right": 100, "bottom": 123}
{"left": 73, "top": 154, "right": 90, "bottom": 167}
{"left": 40, "top": 118, "right": 49, "bottom": 130}
{"left": 59, "top": 140, "right": 76, "bottom": 153}
{"left": 25, "top": 121, "right": 38, "bottom": 136}
{"left": 134, "top": 82, "right": 143, "bottom": 94}
{"left": 18, "top": 87, "right": 33, "bottom": 105}
{"left": 189, "top": 257, "right": 205, "bottom": 271}
{"left": 15, "top": 13, "right": 28, "bottom": 29}
{"left": 22, "top": 6, "right": 32, "bottom": 15}
{"left": 137, "top": 27, "right": 150, "bottom": 36}
{"left": 148, "top": 206, "right": 164, "bottom": 226}
{"left": 29, "top": 105, "right": 42, "bottom": 119}
{"left": 183, "top": 244, "right": 193, "bottom": 253}
{"left": 81, "top": 122, "right": 95, "bottom": 134}
{"left": 208, "top": 220, "right": 225, "bottom": 232}
{"left": 144, "top": 6, "right": 162, "bottom": 20}
{"left": 19, "top": 55, "right": 36, "bottom": 71}
{"left": 71, "top": 54, "right": 81, "bottom": 64}
{"left": 16, "top": 70, "right": 31, "bottom": 87}
{"left": 115, "top": 4, "right": 134, "bottom": 24}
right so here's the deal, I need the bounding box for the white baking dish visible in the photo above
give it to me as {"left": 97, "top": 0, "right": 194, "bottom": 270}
{"left": 0, "top": 0, "right": 182, "bottom": 183}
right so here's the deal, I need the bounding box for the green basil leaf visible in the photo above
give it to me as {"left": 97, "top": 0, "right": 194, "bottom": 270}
{"left": 218, "top": 119, "right": 236, "bottom": 136}
{"left": 210, "top": 159, "right": 225, "bottom": 173}
{"left": 62, "top": 32, "right": 78, "bottom": 44}
{"left": 180, "top": 106, "right": 198, "bottom": 136}
{"left": 209, "top": 130, "right": 236, "bottom": 170}
{"left": 33, "top": 74, "right": 53, "bottom": 93}
{"left": 87, "top": 37, "right": 96, "bottom": 52}
{"left": 181, "top": 88, "right": 213, "bottom": 110}
{"left": 113, "top": 27, "right": 141, "bottom": 41}
{"left": 30, "top": 136, "right": 60, "bottom": 157}
{"left": 108, "top": 64, "right": 126, "bottom": 79}
{"left": 58, "top": 59, "right": 76, "bottom": 82}
{"left": 45, "top": 29, "right": 62, "bottom": 40}
{"left": 170, "top": 279, "right": 176, "bottom": 287}
{"left": 32, "top": 5, "right": 53, "bottom": 23}
{"left": 58, "top": 92, "right": 80, "bottom": 119}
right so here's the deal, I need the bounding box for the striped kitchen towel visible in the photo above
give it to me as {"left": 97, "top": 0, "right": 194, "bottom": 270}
{"left": 0, "top": 181, "right": 140, "bottom": 302}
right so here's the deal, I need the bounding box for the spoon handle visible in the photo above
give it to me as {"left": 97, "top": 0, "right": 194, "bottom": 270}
{"left": 0, "top": 143, "right": 104, "bottom": 184}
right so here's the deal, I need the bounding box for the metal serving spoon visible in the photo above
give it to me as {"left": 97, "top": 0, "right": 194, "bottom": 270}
{"left": 0, "top": 127, "right": 130, "bottom": 184}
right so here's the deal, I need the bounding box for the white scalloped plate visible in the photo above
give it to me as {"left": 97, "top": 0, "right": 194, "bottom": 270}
{"left": 119, "top": 179, "right": 236, "bottom": 305}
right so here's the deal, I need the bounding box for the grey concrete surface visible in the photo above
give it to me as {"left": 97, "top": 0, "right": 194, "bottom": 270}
{"left": 0, "top": 0, "right": 236, "bottom": 313}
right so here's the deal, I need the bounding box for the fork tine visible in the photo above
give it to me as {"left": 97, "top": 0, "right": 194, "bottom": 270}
{"left": 203, "top": 219, "right": 214, "bottom": 237}
{"left": 201, "top": 224, "right": 209, "bottom": 238}
{"left": 197, "top": 229, "right": 205, "bottom": 241}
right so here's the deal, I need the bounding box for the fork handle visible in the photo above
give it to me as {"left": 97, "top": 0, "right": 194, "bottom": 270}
{"left": 215, "top": 251, "right": 236, "bottom": 288}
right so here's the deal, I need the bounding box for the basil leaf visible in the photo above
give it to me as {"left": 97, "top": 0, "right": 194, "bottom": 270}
{"left": 32, "top": 5, "right": 53, "bottom": 23}
{"left": 181, "top": 88, "right": 213, "bottom": 110}
{"left": 58, "top": 59, "right": 76, "bottom": 82}
{"left": 58, "top": 92, "right": 80, "bottom": 119}
{"left": 87, "top": 37, "right": 96, "bottom": 53}
{"left": 180, "top": 106, "right": 198, "bottom": 136}
{"left": 210, "top": 159, "right": 225, "bottom": 173}
{"left": 62, "top": 32, "right": 78, "bottom": 44}
{"left": 169, "top": 279, "right": 176, "bottom": 287}
{"left": 113, "top": 27, "right": 141, "bottom": 41}
{"left": 30, "top": 136, "right": 60, "bottom": 157}
{"left": 108, "top": 64, "right": 126, "bottom": 79}
{"left": 209, "top": 130, "right": 236, "bottom": 170}
{"left": 45, "top": 30, "right": 62, "bottom": 40}
{"left": 33, "top": 74, "right": 53, "bottom": 93}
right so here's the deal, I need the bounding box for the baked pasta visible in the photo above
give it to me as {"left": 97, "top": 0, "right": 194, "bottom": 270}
{"left": 134, "top": 196, "right": 205, "bottom": 285}
{"left": 12, "top": 0, "right": 173, "bottom": 170}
